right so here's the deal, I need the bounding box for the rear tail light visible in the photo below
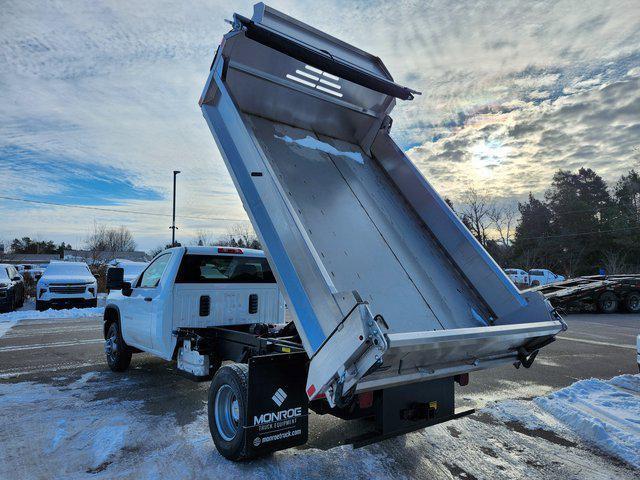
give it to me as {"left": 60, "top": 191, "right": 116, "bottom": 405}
{"left": 218, "top": 247, "right": 243, "bottom": 254}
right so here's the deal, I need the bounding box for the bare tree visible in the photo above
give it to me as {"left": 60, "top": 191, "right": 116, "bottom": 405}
{"left": 601, "top": 250, "right": 626, "bottom": 275}
{"left": 217, "top": 223, "right": 261, "bottom": 249}
{"left": 85, "top": 223, "right": 137, "bottom": 264}
{"left": 488, "top": 203, "right": 518, "bottom": 248}
{"left": 192, "top": 229, "right": 216, "bottom": 246}
{"left": 459, "top": 188, "right": 494, "bottom": 247}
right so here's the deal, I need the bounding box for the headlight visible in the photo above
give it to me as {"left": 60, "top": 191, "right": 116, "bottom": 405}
{"left": 0, "top": 283, "right": 8, "bottom": 289}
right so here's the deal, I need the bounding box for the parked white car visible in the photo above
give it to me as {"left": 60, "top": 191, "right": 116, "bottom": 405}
{"left": 108, "top": 259, "right": 148, "bottom": 284}
{"left": 529, "top": 269, "right": 565, "bottom": 287}
{"left": 504, "top": 269, "right": 529, "bottom": 287}
{"left": 36, "top": 261, "right": 98, "bottom": 311}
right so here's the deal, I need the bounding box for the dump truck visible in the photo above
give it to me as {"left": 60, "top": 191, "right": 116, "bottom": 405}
{"left": 165, "top": 2, "right": 566, "bottom": 460}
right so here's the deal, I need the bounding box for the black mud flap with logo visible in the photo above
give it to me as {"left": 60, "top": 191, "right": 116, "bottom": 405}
{"left": 244, "top": 352, "right": 309, "bottom": 455}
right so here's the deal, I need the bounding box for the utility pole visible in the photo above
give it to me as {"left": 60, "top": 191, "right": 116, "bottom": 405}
{"left": 170, "top": 170, "right": 181, "bottom": 246}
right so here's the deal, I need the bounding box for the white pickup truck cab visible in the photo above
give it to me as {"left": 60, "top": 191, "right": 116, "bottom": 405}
{"left": 504, "top": 268, "right": 529, "bottom": 287}
{"left": 36, "top": 261, "right": 98, "bottom": 311}
{"left": 529, "top": 269, "right": 565, "bottom": 287}
{"left": 103, "top": 246, "right": 284, "bottom": 371}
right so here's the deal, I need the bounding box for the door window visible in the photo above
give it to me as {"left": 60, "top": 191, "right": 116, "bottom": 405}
{"left": 137, "top": 254, "right": 172, "bottom": 288}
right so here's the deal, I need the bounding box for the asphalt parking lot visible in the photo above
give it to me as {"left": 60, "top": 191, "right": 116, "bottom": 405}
{"left": 0, "top": 312, "right": 638, "bottom": 479}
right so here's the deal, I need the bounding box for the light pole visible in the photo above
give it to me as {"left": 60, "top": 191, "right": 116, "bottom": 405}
{"left": 170, "top": 170, "right": 181, "bottom": 246}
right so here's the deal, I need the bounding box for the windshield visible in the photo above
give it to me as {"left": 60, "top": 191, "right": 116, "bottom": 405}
{"left": 529, "top": 270, "right": 544, "bottom": 276}
{"left": 0, "top": 267, "right": 9, "bottom": 281}
{"left": 122, "top": 263, "right": 147, "bottom": 276}
{"left": 505, "top": 269, "right": 516, "bottom": 274}
{"left": 44, "top": 263, "right": 92, "bottom": 276}
{"left": 176, "top": 254, "right": 276, "bottom": 284}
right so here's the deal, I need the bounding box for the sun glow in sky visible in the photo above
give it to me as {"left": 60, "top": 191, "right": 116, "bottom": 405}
{"left": 1, "top": 0, "right": 639, "bottom": 249}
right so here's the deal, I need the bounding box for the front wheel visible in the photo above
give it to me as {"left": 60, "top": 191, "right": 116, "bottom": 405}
{"left": 87, "top": 298, "right": 98, "bottom": 308}
{"left": 208, "top": 363, "right": 252, "bottom": 461}
{"left": 597, "top": 291, "right": 618, "bottom": 314}
{"left": 105, "top": 322, "right": 132, "bottom": 372}
{"left": 35, "top": 300, "right": 48, "bottom": 312}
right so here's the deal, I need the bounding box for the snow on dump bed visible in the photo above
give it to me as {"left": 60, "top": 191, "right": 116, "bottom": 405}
{"left": 535, "top": 375, "right": 640, "bottom": 469}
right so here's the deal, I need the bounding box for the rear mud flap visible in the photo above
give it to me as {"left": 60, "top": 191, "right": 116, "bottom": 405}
{"left": 244, "top": 353, "right": 309, "bottom": 455}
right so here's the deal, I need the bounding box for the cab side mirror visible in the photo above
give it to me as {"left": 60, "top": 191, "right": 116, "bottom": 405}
{"left": 106, "top": 267, "right": 124, "bottom": 290}
{"left": 122, "top": 281, "right": 133, "bottom": 297}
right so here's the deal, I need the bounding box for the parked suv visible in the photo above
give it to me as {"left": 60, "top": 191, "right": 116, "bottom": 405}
{"left": 36, "top": 261, "right": 98, "bottom": 311}
{"left": 529, "top": 269, "right": 565, "bottom": 287}
{"left": 0, "top": 264, "right": 25, "bottom": 312}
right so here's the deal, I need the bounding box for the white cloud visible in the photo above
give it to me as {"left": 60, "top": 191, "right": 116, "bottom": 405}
{"left": 1, "top": 0, "right": 639, "bottom": 248}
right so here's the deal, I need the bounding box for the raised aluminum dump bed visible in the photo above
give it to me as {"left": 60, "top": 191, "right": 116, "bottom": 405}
{"left": 200, "top": 3, "right": 564, "bottom": 406}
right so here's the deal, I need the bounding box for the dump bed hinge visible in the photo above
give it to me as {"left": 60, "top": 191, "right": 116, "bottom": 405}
{"left": 306, "top": 292, "right": 388, "bottom": 407}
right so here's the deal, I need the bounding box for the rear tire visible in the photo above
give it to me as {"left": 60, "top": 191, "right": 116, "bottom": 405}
{"left": 105, "top": 322, "right": 132, "bottom": 372}
{"left": 208, "top": 363, "right": 252, "bottom": 461}
{"left": 623, "top": 292, "right": 640, "bottom": 313}
{"left": 597, "top": 291, "right": 618, "bottom": 314}
{"left": 35, "top": 300, "right": 48, "bottom": 312}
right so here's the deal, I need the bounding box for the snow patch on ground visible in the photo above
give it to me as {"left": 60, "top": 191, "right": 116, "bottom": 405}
{"left": 458, "top": 379, "right": 555, "bottom": 409}
{"left": 1, "top": 372, "right": 638, "bottom": 479}
{"left": 535, "top": 375, "right": 640, "bottom": 469}
{"left": 485, "top": 399, "right": 567, "bottom": 432}
{"left": 275, "top": 134, "right": 365, "bottom": 164}
{"left": 0, "top": 306, "right": 104, "bottom": 338}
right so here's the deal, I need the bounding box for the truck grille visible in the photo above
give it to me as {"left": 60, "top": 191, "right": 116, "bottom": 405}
{"left": 49, "top": 286, "right": 86, "bottom": 294}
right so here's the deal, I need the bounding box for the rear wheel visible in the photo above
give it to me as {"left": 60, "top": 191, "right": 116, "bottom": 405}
{"left": 597, "top": 291, "right": 618, "bottom": 314}
{"left": 105, "top": 322, "right": 132, "bottom": 372}
{"left": 208, "top": 363, "right": 252, "bottom": 461}
{"left": 35, "top": 300, "right": 48, "bottom": 312}
{"left": 623, "top": 292, "right": 640, "bottom": 313}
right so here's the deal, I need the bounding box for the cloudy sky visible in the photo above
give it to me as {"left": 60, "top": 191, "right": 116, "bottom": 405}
{"left": 1, "top": 0, "right": 639, "bottom": 251}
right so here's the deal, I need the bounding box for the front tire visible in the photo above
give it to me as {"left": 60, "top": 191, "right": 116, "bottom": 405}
{"left": 208, "top": 363, "right": 251, "bottom": 461}
{"left": 36, "top": 300, "right": 48, "bottom": 312}
{"left": 105, "top": 322, "right": 132, "bottom": 372}
{"left": 597, "top": 291, "right": 618, "bottom": 314}
{"left": 87, "top": 298, "right": 98, "bottom": 308}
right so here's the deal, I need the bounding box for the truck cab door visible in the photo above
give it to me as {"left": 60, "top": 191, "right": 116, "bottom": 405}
{"left": 122, "top": 254, "right": 172, "bottom": 350}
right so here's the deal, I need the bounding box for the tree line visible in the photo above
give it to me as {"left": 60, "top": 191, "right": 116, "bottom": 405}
{"left": 453, "top": 168, "right": 640, "bottom": 277}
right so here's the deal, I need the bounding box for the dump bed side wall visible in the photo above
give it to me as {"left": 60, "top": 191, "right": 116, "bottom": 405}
{"left": 372, "top": 134, "right": 528, "bottom": 322}
{"left": 202, "top": 63, "right": 343, "bottom": 353}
